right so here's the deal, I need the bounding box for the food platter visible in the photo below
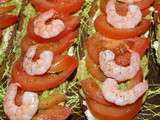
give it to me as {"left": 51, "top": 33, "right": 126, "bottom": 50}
{"left": 0, "top": 0, "right": 160, "bottom": 120}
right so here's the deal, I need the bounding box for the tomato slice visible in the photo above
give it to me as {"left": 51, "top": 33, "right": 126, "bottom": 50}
{"left": 100, "top": 0, "right": 155, "bottom": 14}
{"left": 39, "top": 90, "right": 65, "bottom": 109}
{"left": 126, "top": 37, "right": 149, "bottom": 57}
{"left": 21, "top": 31, "right": 77, "bottom": 55}
{"left": 32, "top": 105, "right": 71, "bottom": 120}
{"left": 94, "top": 15, "right": 150, "bottom": 39}
{"left": 86, "top": 34, "right": 129, "bottom": 64}
{"left": 86, "top": 96, "right": 142, "bottom": 120}
{"left": 0, "top": 15, "right": 18, "bottom": 29}
{"left": 0, "top": 5, "right": 16, "bottom": 14}
{"left": 87, "top": 34, "right": 149, "bottom": 65}
{"left": 81, "top": 70, "right": 143, "bottom": 106}
{"left": 31, "top": 0, "right": 84, "bottom": 14}
{"left": 81, "top": 79, "right": 112, "bottom": 106}
{"left": 48, "top": 55, "right": 76, "bottom": 73}
{"left": 27, "top": 13, "right": 80, "bottom": 43}
{"left": 11, "top": 56, "right": 78, "bottom": 91}
{"left": 86, "top": 55, "right": 106, "bottom": 81}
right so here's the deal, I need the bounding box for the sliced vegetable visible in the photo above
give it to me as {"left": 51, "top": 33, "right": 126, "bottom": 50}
{"left": 27, "top": 14, "right": 80, "bottom": 43}
{"left": 86, "top": 34, "right": 129, "bottom": 64}
{"left": 21, "top": 31, "right": 77, "bottom": 55}
{"left": 86, "top": 96, "right": 142, "bottom": 120}
{"left": 32, "top": 105, "right": 71, "bottom": 120}
{"left": 12, "top": 56, "right": 78, "bottom": 91}
{"left": 0, "top": 15, "right": 18, "bottom": 29}
{"left": 39, "top": 90, "right": 65, "bottom": 109}
{"left": 81, "top": 70, "right": 143, "bottom": 106}
{"left": 48, "top": 55, "right": 76, "bottom": 73}
{"left": 94, "top": 15, "right": 150, "bottom": 39}
{"left": 31, "top": 0, "right": 84, "bottom": 14}
{"left": 87, "top": 33, "right": 149, "bottom": 65}
{"left": 0, "top": 5, "right": 16, "bottom": 14}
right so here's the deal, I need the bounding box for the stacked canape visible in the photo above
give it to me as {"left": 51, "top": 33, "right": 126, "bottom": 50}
{"left": 80, "top": 0, "right": 155, "bottom": 120}
{"left": 3, "top": 0, "right": 84, "bottom": 119}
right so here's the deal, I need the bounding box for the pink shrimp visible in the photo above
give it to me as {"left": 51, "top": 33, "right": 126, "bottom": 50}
{"left": 23, "top": 45, "right": 53, "bottom": 76}
{"left": 101, "top": 78, "right": 148, "bottom": 106}
{"left": 34, "top": 9, "right": 65, "bottom": 39}
{"left": 106, "top": 0, "right": 142, "bottom": 29}
{"left": 3, "top": 83, "right": 39, "bottom": 120}
{"left": 99, "top": 49, "right": 140, "bottom": 82}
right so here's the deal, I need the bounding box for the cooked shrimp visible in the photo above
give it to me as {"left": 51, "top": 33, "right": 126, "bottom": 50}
{"left": 23, "top": 45, "right": 53, "bottom": 76}
{"left": 99, "top": 49, "right": 140, "bottom": 82}
{"left": 3, "top": 83, "right": 39, "bottom": 120}
{"left": 34, "top": 9, "right": 65, "bottom": 39}
{"left": 101, "top": 78, "right": 148, "bottom": 106}
{"left": 118, "top": 0, "right": 142, "bottom": 3}
{"left": 106, "top": 0, "right": 142, "bottom": 29}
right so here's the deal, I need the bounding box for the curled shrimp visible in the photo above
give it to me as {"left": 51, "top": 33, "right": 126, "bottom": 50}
{"left": 3, "top": 83, "right": 39, "bottom": 120}
{"left": 34, "top": 9, "right": 65, "bottom": 39}
{"left": 99, "top": 49, "right": 140, "bottom": 82}
{"left": 106, "top": 0, "right": 142, "bottom": 29}
{"left": 101, "top": 78, "right": 148, "bottom": 106}
{"left": 118, "top": 0, "right": 142, "bottom": 3}
{"left": 23, "top": 45, "right": 53, "bottom": 76}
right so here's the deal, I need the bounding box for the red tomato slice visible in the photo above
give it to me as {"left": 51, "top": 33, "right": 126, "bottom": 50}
{"left": 86, "top": 34, "right": 129, "bottom": 64}
{"left": 81, "top": 70, "right": 143, "bottom": 106}
{"left": 48, "top": 55, "right": 76, "bottom": 73}
{"left": 87, "top": 34, "right": 149, "bottom": 65}
{"left": 39, "top": 90, "right": 66, "bottom": 109}
{"left": 21, "top": 31, "right": 77, "bottom": 55}
{"left": 94, "top": 15, "right": 150, "bottom": 39}
{"left": 86, "top": 96, "right": 142, "bottom": 120}
{"left": 33, "top": 105, "right": 71, "bottom": 120}
{"left": 31, "top": 0, "right": 84, "bottom": 14}
{"left": 125, "top": 37, "right": 149, "bottom": 57}
{"left": 0, "top": 15, "right": 18, "bottom": 29}
{"left": 100, "top": 0, "right": 155, "bottom": 14}
{"left": 12, "top": 56, "right": 78, "bottom": 91}
{"left": 27, "top": 13, "right": 80, "bottom": 43}
{"left": 85, "top": 55, "right": 106, "bottom": 81}
{"left": 0, "top": 5, "right": 16, "bottom": 14}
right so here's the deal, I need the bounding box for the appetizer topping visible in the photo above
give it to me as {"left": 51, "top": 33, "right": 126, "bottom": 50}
{"left": 101, "top": 78, "right": 148, "bottom": 106}
{"left": 23, "top": 45, "right": 53, "bottom": 76}
{"left": 94, "top": 15, "right": 150, "bottom": 39}
{"left": 99, "top": 49, "right": 140, "bottom": 82}
{"left": 118, "top": 0, "right": 142, "bottom": 4}
{"left": 34, "top": 9, "right": 65, "bottom": 39}
{"left": 3, "top": 83, "right": 39, "bottom": 120}
{"left": 106, "top": 0, "right": 142, "bottom": 29}
{"left": 12, "top": 56, "right": 78, "bottom": 91}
